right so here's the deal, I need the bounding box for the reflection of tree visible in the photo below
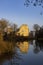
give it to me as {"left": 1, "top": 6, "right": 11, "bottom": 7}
{"left": 0, "top": 42, "right": 22, "bottom": 65}
{"left": 33, "top": 40, "right": 43, "bottom": 54}
{"left": 17, "top": 41, "right": 29, "bottom": 53}
{"left": 33, "top": 46, "right": 40, "bottom": 54}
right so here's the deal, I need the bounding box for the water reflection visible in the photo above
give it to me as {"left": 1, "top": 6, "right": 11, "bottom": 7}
{"left": 33, "top": 40, "right": 43, "bottom": 54}
{"left": 0, "top": 43, "right": 22, "bottom": 65}
{"left": 17, "top": 41, "right": 29, "bottom": 53}
{"left": 0, "top": 40, "right": 43, "bottom": 65}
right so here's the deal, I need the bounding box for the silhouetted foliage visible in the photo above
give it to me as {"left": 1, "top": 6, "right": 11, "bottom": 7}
{"left": 24, "top": 0, "right": 43, "bottom": 7}
{"left": 24, "top": 0, "right": 43, "bottom": 15}
{"left": 35, "top": 27, "right": 43, "bottom": 39}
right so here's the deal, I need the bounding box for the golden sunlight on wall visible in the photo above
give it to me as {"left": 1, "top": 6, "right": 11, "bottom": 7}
{"left": 16, "top": 24, "right": 29, "bottom": 36}
{"left": 17, "top": 41, "right": 29, "bottom": 53}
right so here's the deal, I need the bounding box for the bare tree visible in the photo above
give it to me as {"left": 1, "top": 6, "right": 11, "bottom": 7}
{"left": 12, "top": 23, "right": 18, "bottom": 32}
{"left": 0, "top": 18, "right": 9, "bottom": 33}
{"left": 33, "top": 24, "right": 40, "bottom": 31}
{"left": 41, "top": 25, "right": 43, "bottom": 29}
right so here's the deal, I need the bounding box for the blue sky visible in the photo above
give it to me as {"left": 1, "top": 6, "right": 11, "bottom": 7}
{"left": 0, "top": 0, "right": 43, "bottom": 30}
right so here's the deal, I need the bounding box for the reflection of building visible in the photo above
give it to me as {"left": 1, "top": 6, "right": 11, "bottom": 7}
{"left": 16, "top": 24, "right": 29, "bottom": 36}
{"left": 17, "top": 41, "right": 29, "bottom": 53}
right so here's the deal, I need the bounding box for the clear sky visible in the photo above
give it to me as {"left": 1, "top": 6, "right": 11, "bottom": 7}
{"left": 0, "top": 0, "right": 43, "bottom": 30}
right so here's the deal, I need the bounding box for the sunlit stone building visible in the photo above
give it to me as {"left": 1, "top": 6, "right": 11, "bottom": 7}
{"left": 16, "top": 24, "right": 29, "bottom": 36}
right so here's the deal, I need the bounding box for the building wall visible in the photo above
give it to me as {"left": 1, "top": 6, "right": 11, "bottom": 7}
{"left": 16, "top": 24, "right": 29, "bottom": 36}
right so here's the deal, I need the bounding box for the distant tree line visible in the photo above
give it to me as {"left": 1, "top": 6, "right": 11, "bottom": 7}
{"left": 29, "top": 24, "right": 43, "bottom": 39}
{"left": 0, "top": 18, "right": 43, "bottom": 41}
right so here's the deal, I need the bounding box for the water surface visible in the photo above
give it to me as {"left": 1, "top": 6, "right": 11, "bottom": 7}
{"left": 0, "top": 40, "right": 43, "bottom": 65}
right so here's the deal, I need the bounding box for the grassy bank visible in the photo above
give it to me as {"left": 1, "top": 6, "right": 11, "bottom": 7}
{"left": 0, "top": 34, "right": 14, "bottom": 55}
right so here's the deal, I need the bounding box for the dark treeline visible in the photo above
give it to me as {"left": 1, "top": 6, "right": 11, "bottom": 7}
{"left": 29, "top": 24, "right": 43, "bottom": 40}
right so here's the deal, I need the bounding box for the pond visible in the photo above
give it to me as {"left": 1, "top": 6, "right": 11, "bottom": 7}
{"left": 0, "top": 40, "right": 43, "bottom": 65}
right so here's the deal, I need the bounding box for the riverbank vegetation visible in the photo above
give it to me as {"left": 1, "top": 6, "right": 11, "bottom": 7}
{"left": 0, "top": 18, "right": 43, "bottom": 55}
